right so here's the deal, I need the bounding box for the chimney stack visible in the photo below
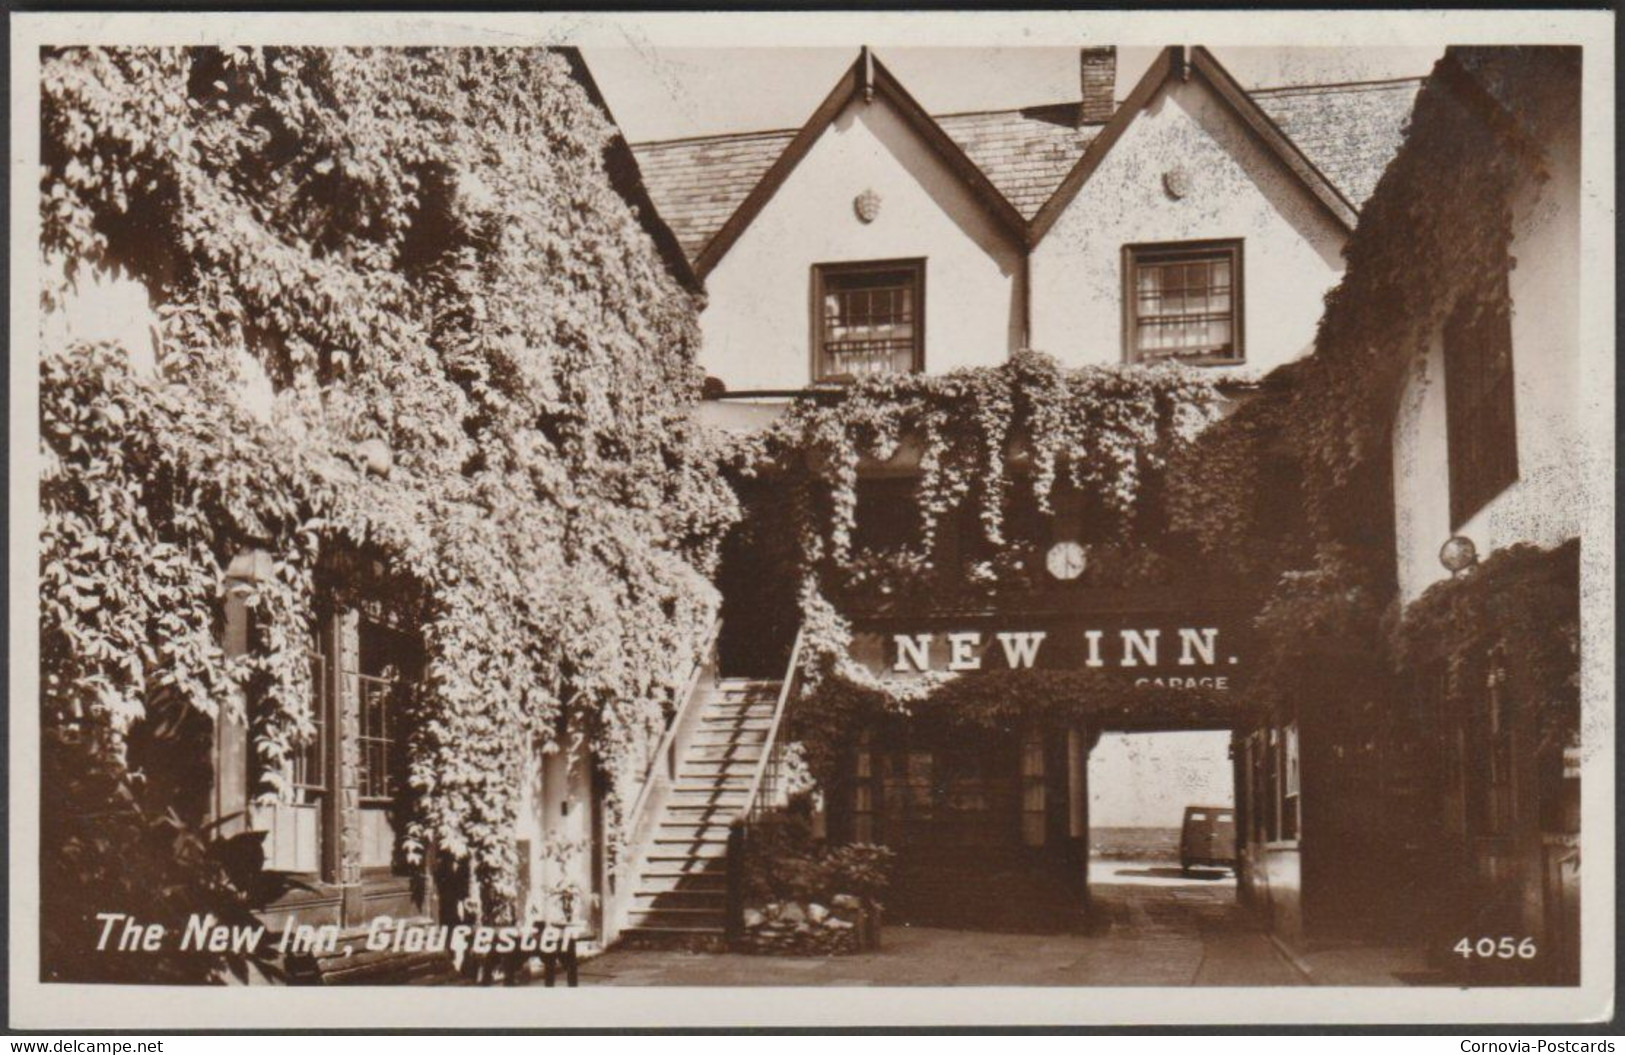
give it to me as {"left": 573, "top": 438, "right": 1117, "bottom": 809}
{"left": 1079, "top": 46, "right": 1116, "bottom": 125}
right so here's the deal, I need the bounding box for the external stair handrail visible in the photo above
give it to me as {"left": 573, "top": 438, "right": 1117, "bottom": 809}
{"left": 724, "top": 628, "right": 805, "bottom": 943}
{"left": 733, "top": 627, "right": 805, "bottom": 827}
{"left": 620, "top": 613, "right": 722, "bottom": 867}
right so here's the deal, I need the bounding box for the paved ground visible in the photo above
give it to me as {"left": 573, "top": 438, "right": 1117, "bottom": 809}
{"left": 577, "top": 860, "right": 1307, "bottom": 986}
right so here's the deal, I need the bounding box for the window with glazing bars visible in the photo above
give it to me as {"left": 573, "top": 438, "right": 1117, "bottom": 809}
{"left": 1124, "top": 242, "right": 1243, "bottom": 365}
{"left": 356, "top": 673, "right": 395, "bottom": 801}
{"left": 814, "top": 260, "right": 924, "bottom": 381}
{"left": 291, "top": 641, "right": 328, "bottom": 801}
{"left": 1444, "top": 288, "right": 1518, "bottom": 529}
{"left": 355, "top": 620, "right": 418, "bottom": 803}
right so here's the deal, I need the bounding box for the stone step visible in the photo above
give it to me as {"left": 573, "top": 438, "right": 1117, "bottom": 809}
{"left": 619, "top": 924, "right": 725, "bottom": 937}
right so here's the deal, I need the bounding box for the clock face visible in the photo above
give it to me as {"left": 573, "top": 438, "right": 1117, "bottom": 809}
{"left": 1046, "top": 541, "right": 1087, "bottom": 581}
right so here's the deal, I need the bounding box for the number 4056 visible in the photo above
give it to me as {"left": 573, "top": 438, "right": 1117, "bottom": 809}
{"left": 1454, "top": 937, "right": 1537, "bottom": 959}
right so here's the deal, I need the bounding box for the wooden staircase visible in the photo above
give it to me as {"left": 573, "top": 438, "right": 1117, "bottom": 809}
{"left": 620, "top": 679, "right": 781, "bottom": 945}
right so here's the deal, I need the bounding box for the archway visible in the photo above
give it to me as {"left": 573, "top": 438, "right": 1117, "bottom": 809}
{"left": 1086, "top": 729, "right": 1238, "bottom": 916}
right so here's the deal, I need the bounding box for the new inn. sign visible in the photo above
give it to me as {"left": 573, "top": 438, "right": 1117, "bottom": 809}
{"left": 849, "top": 614, "right": 1247, "bottom": 690}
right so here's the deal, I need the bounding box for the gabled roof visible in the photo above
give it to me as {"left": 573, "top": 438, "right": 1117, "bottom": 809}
{"left": 556, "top": 47, "right": 702, "bottom": 294}
{"left": 632, "top": 46, "right": 1425, "bottom": 271}
{"left": 1030, "top": 47, "right": 1365, "bottom": 242}
{"left": 634, "top": 129, "right": 794, "bottom": 263}
{"left": 632, "top": 103, "right": 1104, "bottom": 259}
{"left": 1252, "top": 78, "right": 1422, "bottom": 210}
{"left": 935, "top": 105, "right": 1105, "bottom": 219}
{"left": 655, "top": 48, "right": 1028, "bottom": 279}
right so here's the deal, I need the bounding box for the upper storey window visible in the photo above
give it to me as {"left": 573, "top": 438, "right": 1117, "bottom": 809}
{"left": 814, "top": 260, "right": 925, "bottom": 381}
{"left": 1124, "top": 241, "right": 1243, "bottom": 366}
{"left": 1444, "top": 287, "right": 1519, "bottom": 529}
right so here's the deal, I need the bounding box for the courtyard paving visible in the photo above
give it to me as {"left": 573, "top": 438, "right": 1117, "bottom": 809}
{"left": 577, "top": 860, "right": 1307, "bottom": 986}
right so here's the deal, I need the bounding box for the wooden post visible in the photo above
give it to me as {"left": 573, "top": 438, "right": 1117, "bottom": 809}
{"left": 334, "top": 608, "right": 365, "bottom": 925}
{"left": 214, "top": 584, "right": 254, "bottom": 837}
{"left": 1067, "top": 727, "right": 1087, "bottom": 840}
{"left": 724, "top": 817, "right": 747, "bottom": 947}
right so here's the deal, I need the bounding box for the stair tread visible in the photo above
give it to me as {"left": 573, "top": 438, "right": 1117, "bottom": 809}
{"left": 633, "top": 894, "right": 724, "bottom": 901}
{"left": 654, "top": 838, "right": 729, "bottom": 845}
{"left": 622, "top": 925, "right": 725, "bottom": 934}
{"left": 646, "top": 845, "right": 724, "bottom": 858}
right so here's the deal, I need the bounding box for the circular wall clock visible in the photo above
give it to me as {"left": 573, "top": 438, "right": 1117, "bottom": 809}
{"left": 1046, "top": 540, "right": 1088, "bottom": 581}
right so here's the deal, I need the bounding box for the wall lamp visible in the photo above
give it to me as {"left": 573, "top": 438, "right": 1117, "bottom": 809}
{"left": 1438, "top": 535, "right": 1480, "bottom": 577}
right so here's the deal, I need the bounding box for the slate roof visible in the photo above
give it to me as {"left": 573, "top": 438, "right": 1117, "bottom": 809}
{"left": 631, "top": 73, "right": 1422, "bottom": 266}
{"left": 934, "top": 104, "right": 1104, "bottom": 219}
{"left": 632, "top": 130, "right": 795, "bottom": 261}
{"left": 1251, "top": 78, "right": 1423, "bottom": 209}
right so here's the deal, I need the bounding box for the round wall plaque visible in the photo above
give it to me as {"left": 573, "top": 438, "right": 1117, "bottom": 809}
{"left": 854, "top": 188, "right": 882, "bottom": 223}
{"left": 1163, "top": 166, "right": 1193, "bottom": 200}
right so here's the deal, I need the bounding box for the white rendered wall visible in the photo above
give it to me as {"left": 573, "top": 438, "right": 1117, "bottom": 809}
{"left": 1030, "top": 76, "right": 1348, "bottom": 377}
{"left": 698, "top": 94, "right": 1025, "bottom": 391}
{"left": 1391, "top": 115, "right": 1583, "bottom": 603}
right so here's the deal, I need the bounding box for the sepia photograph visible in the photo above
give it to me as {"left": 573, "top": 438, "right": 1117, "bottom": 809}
{"left": 8, "top": 8, "right": 1615, "bottom": 1031}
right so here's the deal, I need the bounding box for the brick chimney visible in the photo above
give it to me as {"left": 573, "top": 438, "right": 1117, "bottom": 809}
{"left": 1079, "top": 46, "right": 1116, "bottom": 125}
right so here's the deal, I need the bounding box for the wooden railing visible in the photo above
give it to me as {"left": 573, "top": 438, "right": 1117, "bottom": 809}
{"left": 724, "top": 628, "right": 806, "bottom": 943}
{"left": 611, "top": 615, "right": 722, "bottom": 940}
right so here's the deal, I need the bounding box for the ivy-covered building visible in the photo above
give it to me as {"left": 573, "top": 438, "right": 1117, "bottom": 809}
{"left": 38, "top": 46, "right": 733, "bottom": 983}
{"left": 1287, "top": 46, "right": 1584, "bottom": 983}
{"left": 614, "top": 46, "right": 1426, "bottom": 942}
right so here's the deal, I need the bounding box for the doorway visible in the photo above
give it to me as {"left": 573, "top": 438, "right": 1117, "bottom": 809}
{"left": 863, "top": 720, "right": 1075, "bottom": 931}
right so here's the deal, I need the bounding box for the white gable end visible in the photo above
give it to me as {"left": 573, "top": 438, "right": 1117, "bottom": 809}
{"left": 700, "top": 93, "right": 1025, "bottom": 392}
{"left": 1031, "top": 74, "right": 1349, "bottom": 376}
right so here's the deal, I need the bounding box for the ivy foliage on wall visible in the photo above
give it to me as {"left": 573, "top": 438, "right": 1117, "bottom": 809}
{"left": 1258, "top": 51, "right": 1581, "bottom": 727}
{"left": 726, "top": 352, "right": 1243, "bottom": 753}
{"left": 1391, "top": 540, "right": 1579, "bottom": 726}
{"left": 1287, "top": 51, "right": 1566, "bottom": 541}
{"left": 40, "top": 46, "right": 737, "bottom": 974}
